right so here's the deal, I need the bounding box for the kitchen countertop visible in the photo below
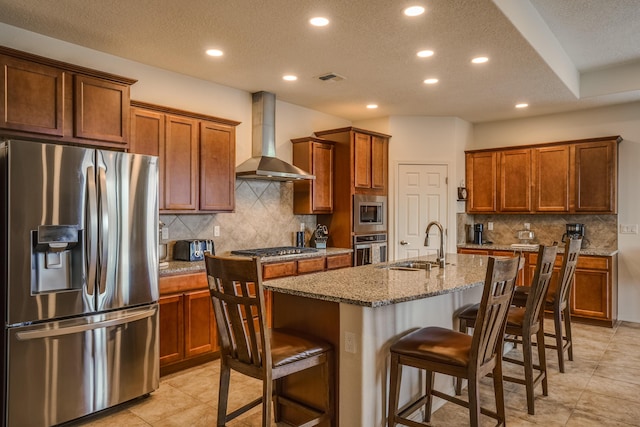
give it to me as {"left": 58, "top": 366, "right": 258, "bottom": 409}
{"left": 457, "top": 243, "right": 618, "bottom": 257}
{"left": 264, "top": 253, "right": 489, "bottom": 308}
{"left": 158, "top": 247, "right": 353, "bottom": 277}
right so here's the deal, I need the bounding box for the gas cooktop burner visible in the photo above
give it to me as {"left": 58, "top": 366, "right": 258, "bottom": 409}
{"left": 231, "top": 246, "right": 319, "bottom": 257}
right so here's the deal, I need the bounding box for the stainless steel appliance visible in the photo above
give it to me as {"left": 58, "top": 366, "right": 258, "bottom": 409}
{"left": 353, "top": 194, "right": 386, "bottom": 234}
{"left": 354, "top": 234, "right": 388, "bottom": 266}
{"left": 0, "top": 140, "right": 159, "bottom": 427}
{"left": 231, "top": 246, "right": 318, "bottom": 257}
{"left": 562, "top": 223, "right": 585, "bottom": 242}
{"left": 473, "top": 223, "right": 484, "bottom": 244}
{"left": 173, "top": 239, "right": 215, "bottom": 261}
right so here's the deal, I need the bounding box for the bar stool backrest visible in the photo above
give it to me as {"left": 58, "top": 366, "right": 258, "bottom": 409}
{"left": 525, "top": 244, "right": 558, "bottom": 328}
{"left": 556, "top": 238, "right": 582, "bottom": 308}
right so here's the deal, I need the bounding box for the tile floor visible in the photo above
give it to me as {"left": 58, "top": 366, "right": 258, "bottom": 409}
{"left": 74, "top": 320, "right": 640, "bottom": 426}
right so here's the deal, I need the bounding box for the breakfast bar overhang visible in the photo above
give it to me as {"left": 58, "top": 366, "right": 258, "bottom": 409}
{"left": 264, "top": 253, "right": 492, "bottom": 426}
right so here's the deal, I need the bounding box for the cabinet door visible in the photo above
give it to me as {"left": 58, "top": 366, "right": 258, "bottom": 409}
{"left": 199, "top": 120, "right": 236, "bottom": 211}
{"left": 312, "top": 142, "right": 334, "bottom": 212}
{"left": 533, "top": 145, "right": 569, "bottom": 212}
{"left": 371, "top": 136, "right": 388, "bottom": 190}
{"left": 498, "top": 149, "right": 531, "bottom": 212}
{"left": 159, "top": 294, "right": 184, "bottom": 366}
{"left": 0, "top": 54, "right": 64, "bottom": 136}
{"left": 164, "top": 115, "right": 198, "bottom": 210}
{"left": 354, "top": 132, "right": 372, "bottom": 188}
{"left": 466, "top": 152, "right": 497, "bottom": 212}
{"left": 73, "top": 74, "right": 129, "bottom": 145}
{"left": 573, "top": 141, "right": 617, "bottom": 213}
{"left": 130, "top": 108, "right": 165, "bottom": 208}
{"left": 571, "top": 269, "right": 610, "bottom": 320}
{"left": 184, "top": 290, "right": 218, "bottom": 357}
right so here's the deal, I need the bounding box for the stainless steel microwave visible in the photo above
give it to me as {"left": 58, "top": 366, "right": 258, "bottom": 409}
{"left": 353, "top": 194, "right": 386, "bottom": 233}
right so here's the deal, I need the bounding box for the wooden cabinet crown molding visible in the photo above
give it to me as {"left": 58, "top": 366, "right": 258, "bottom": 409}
{"left": 464, "top": 135, "right": 622, "bottom": 155}
{"left": 0, "top": 45, "right": 137, "bottom": 85}
{"left": 314, "top": 126, "right": 391, "bottom": 140}
{"left": 130, "top": 100, "right": 240, "bottom": 127}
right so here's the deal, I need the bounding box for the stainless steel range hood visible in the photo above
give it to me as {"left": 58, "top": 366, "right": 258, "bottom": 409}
{"left": 236, "top": 91, "right": 315, "bottom": 181}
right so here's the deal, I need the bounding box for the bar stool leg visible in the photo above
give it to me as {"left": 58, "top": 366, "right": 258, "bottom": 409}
{"left": 468, "top": 375, "right": 481, "bottom": 427}
{"left": 387, "top": 354, "right": 401, "bottom": 427}
{"left": 554, "top": 306, "right": 566, "bottom": 373}
{"left": 523, "top": 332, "right": 536, "bottom": 415}
{"left": 492, "top": 359, "right": 506, "bottom": 425}
{"left": 424, "top": 370, "right": 435, "bottom": 422}
{"left": 217, "top": 365, "right": 231, "bottom": 427}
{"left": 537, "top": 324, "right": 549, "bottom": 396}
{"left": 564, "top": 305, "right": 574, "bottom": 361}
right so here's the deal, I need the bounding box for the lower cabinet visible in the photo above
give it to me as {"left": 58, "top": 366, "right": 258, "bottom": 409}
{"left": 159, "top": 273, "right": 218, "bottom": 375}
{"left": 460, "top": 248, "right": 618, "bottom": 327}
{"left": 262, "top": 253, "right": 352, "bottom": 280}
{"left": 159, "top": 271, "right": 273, "bottom": 375}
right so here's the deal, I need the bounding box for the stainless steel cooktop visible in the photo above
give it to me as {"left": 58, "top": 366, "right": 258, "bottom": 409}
{"left": 231, "top": 246, "right": 318, "bottom": 257}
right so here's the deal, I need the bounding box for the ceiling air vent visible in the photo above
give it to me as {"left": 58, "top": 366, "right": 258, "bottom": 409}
{"left": 316, "top": 72, "right": 346, "bottom": 82}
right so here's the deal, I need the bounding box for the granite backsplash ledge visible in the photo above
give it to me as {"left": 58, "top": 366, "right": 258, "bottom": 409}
{"left": 457, "top": 213, "right": 617, "bottom": 250}
{"left": 160, "top": 179, "right": 316, "bottom": 258}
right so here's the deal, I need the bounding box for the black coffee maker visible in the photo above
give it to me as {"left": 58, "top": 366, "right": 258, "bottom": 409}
{"left": 562, "top": 223, "right": 585, "bottom": 242}
{"left": 473, "top": 223, "right": 484, "bottom": 245}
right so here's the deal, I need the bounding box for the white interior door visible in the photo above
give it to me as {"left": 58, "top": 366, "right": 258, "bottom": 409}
{"left": 397, "top": 164, "right": 448, "bottom": 260}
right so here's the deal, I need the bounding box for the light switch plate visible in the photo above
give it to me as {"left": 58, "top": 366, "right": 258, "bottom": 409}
{"left": 161, "top": 226, "right": 169, "bottom": 240}
{"left": 214, "top": 225, "right": 220, "bottom": 237}
{"left": 619, "top": 224, "right": 638, "bottom": 234}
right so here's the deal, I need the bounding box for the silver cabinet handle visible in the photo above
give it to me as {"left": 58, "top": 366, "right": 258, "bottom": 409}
{"left": 400, "top": 240, "right": 409, "bottom": 245}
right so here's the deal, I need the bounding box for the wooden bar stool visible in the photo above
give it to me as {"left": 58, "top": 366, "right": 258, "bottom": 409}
{"left": 457, "top": 245, "right": 557, "bottom": 415}
{"left": 387, "top": 256, "right": 520, "bottom": 427}
{"left": 205, "top": 254, "right": 334, "bottom": 427}
{"left": 513, "top": 238, "right": 581, "bottom": 372}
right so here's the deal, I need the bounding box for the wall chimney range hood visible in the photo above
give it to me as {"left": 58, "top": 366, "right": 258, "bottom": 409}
{"left": 236, "top": 91, "right": 315, "bottom": 181}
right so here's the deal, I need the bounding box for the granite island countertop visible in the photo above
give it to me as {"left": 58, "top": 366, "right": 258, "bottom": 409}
{"left": 159, "top": 247, "right": 353, "bottom": 277}
{"left": 457, "top": 243, "right": 618, "bottom": 257}
{"left": 264, "top": 253, "right": 490, "bottom": 308}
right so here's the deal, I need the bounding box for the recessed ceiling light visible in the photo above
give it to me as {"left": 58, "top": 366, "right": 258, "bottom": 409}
{"left": 417, "top": 50, "right": 434, "bottom": 58}
{"left": 366, "top": 104, "right": 378, "bottom": 109}
{"left": 283, "top": 75, "right": 298, "bottom": 81}
{"left": 423, "top": 78, "right": 439, "bottom": 84}
{"left": 205, "top": 49, "right": 224, "bottom": 57}
{"left": 310, "top": 17, "right": 329, "bottom": 26}
{"left": 404, "top": 6, "right": 425, "bottom": 16}
{"left": 515, "top": 103, "right": 529, "bottom": 108}
{"left": 471, "top": 56, "right": 489, "bottom": 64}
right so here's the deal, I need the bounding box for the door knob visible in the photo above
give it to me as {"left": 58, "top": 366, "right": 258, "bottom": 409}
{"left": 400, "top": 240, "right": 409, "bottom": 245}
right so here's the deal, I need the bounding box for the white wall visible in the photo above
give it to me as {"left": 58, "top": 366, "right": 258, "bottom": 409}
{"left": 473, "top": 102, "right": 640, "bottom": 322}
{"left": 0, "top": 23, "right": 350, "bottom": 167}
{"left": 374, "top": 116, "right": 473, "bottom": 260}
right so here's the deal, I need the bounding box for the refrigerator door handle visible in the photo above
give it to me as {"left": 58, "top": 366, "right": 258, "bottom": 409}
{"left": 14, "top": 307, "right": 157, "bottom": 340}
{"left": 86, "top": 166, "right": 98, "bottom": 297}
{"left": 98, "top": 166, "right": 109, "bottom": 295}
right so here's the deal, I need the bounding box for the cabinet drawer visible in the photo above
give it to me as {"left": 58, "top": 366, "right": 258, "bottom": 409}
{"left": 457, "top": 248, "right": 490, "bottom": 255}
{"left": 529, "top": 253, "right": 563, "bottom": 268}
{"left": 297, "top": 257, "right": 326, "bottom": 274}
{"left": 326, "top": 253, "right": 352, "bottom": 270}
{"left": 160, "top": 272, "right": 207, "bottom": 295}
{"left": 577, "top": 256, "right": 609, "bottom": 270}
{"left": 263, "top": 261, "right": 297, "bottom": 280}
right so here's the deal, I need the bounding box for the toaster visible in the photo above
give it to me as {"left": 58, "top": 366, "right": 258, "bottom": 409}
{"left": 173, "top": 239, "right": 215, "bottom": 261}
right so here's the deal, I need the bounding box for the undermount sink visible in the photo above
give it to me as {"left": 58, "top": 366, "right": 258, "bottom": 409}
{"left": 383, "top": 260, "right": 451, "bottom": 271}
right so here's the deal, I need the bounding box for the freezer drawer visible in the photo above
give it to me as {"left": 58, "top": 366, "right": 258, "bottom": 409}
{"left": 6, "top": 305, "right": 159, "bottom": 427}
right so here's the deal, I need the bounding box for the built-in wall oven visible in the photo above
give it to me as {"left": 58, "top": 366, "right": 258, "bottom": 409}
{"left": 353, "top": 194, "right": 386, "bottom": 234}
{"left": 354, "top": 233, "right": 387, "bottom": 266}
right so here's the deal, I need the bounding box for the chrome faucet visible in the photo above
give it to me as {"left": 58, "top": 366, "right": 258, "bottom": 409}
{"left": 424, "top": 221, "right": 445, "bottom": 268}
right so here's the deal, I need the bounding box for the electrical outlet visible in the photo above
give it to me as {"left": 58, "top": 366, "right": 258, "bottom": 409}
{"left": 620, "top": 224, "right": 638, "bottom": 234}
{"left": 300, "top": 222, "right": 305, "bottom": 231}
{"left": 161, "top": 226, "right": 169, "bottom": 240}
{"left": 487, "top": 222, "right": 494, "bottom": 231}
{"left": 524, "top": 223, "right": 530, "bottom": 230}
{"left": 214, "top": 225, "right": 220, "bottom": 237}
{"left": 344, "top": 331, "right": 357, "bottom": 354}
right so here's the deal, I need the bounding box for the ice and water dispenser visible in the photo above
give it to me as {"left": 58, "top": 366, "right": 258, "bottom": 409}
{"left": 32, "top": 224, "right": 83, "bottom": 293}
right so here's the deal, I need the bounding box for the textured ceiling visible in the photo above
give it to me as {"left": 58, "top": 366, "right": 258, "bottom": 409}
{"left": 0, "top": 0, "right": 638, "bottom": 123}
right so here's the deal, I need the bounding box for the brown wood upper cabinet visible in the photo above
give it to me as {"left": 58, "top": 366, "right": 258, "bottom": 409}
{"left": 466, "top": 136, "right": 620, "bottom": 214}
{"left": 292, "top": 137, "right": 335, "bottom": 214}
{"left": 0, "top": 46, "right": 135, "bottom": 148}
{"left": 314, "top": 127, "right": 390, "bottom": 196}
{"left": 130, "top": 101, "right": 239, "bottom": 213}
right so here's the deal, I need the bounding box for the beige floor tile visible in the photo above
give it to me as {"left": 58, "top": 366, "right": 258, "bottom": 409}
{"left": 576, "top": 390, "right": 640, "bottom": 426}
{"left": 593, "top": 363, "right": 640, "bottom": 386}
{"left": 566, "top": 409, "right": 638, "bottom": 427}
{"left": 126, "top": 383, "right": 204, "bottom": 424}
{"left": 585, "top": 374, "right": 640, "bottom": 402}
{"left": 76, "top": 408, "right": 151, "bottom": 426}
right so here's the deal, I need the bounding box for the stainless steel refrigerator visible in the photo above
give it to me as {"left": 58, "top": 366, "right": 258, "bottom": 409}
{"left": 0, "top": 140, "right": 159, "bottom": 426}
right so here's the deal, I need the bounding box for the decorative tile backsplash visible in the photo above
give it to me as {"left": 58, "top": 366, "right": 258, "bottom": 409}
{"left": 160, "top": 180, "right": 316, "bottom": 258}
{"left": 457, "top": 213, "right": 617, "bottom": 250}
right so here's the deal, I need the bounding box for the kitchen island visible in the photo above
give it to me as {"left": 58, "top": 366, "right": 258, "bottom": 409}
{"left": 264, "top": 253, "right": 492, "bottom": 427}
